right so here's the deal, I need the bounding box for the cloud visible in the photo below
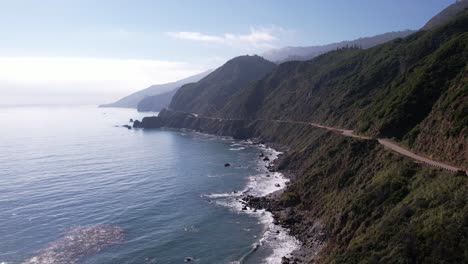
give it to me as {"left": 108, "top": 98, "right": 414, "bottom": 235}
{"left": 167, "top": 26, "right": 286, "bottom": 51}
{"left": 0, "top": 57, "right": 207, "bottom": 105}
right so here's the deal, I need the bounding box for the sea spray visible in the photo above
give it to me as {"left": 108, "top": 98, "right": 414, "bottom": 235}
{"left": 204, "top": 142, "right": 301, "bottom": 264}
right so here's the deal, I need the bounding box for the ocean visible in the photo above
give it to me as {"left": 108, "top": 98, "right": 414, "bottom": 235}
{"left": 0, "top": 106, "right": 299, "bottom": 264}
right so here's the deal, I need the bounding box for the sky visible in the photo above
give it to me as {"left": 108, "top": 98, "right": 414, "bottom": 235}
{"left": 0, "top": 0, "right": 456, "bottom": 105}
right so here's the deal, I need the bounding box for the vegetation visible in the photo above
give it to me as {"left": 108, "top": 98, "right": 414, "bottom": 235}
{"left": 160, "top": 7, "right": 468, "bottom": 263}
{"left": 215, "top": 10, "right": 468, "bottom": 167}
{"left": 280, "top": 133, "right": 467, "bottom": 263}
{"left": 169, "top": 55, "right": 276, "bottom": 115}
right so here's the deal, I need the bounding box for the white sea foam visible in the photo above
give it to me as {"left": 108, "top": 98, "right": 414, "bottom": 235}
{"left": 229, "top": 147, "right": 246, "bottom": 151}
{"left": 203, "top": 192, "right": 242, "bottom": 198}
{"left": 205, "top": 144, "right": 301, "bottom": 264}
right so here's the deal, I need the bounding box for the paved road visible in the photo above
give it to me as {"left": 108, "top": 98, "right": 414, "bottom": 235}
{"left": 164, "top": 108, "right": 466, "bottom": 174}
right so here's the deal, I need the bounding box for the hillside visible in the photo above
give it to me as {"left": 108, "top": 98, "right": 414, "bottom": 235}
{"left": 99, "top": 70, "right": 210, "bottom": 108}
{"left": 141, "top": 108, "right": 467, "bottom": 263}
{"left": 135, "top": 8, "right": 468, "bottom": 263}
{"left": 262, "top": 30, "right": 415, "bottom": 63}
{"left": 169, "top": 55, "right": 277, "bottom": 115}
{"left": 218, "top": 10, "right": 467, "bottom": 168}
{"left": 422, "top": 0, "right": 468, "bottom": 30}
{"left": 137, "top": 88, "right": 178, "bottom": 112}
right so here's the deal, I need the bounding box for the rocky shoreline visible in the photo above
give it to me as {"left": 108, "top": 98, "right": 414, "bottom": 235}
{"left": 242, "top": 141, "right": 327, "bottom": 264}
{"left": 132, "top": 112, "right": 331, "bottom": 263}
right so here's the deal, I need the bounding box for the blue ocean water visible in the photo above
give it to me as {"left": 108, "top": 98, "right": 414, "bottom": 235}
{"left": 0, "top": 106, "right": 298, "bottom": 264}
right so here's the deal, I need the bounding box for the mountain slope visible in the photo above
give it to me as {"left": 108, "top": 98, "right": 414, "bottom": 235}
{"left": 137, "top": 88, "right": 178, "bottom": 112}
{"left": 214, "top": 10, "right": 467, "bottom": 168}
{"left": 422, "top": 0, "right": 468, "bottom": 30}
{"left": 169, "top": 55, "right": 277, "bottom": 115}
{"left": 140, "top": 8, "right": 468, "bottom": 263}
{"left": 99, "top": 70, "right": 210, "bottom": 108}
{"left": 262, "top": 30, "right": 415, "bottom": 63}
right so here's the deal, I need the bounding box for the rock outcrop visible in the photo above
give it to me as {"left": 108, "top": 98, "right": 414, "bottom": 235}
{"left": 132, "top": 116, "right": 163, "bottom": 129}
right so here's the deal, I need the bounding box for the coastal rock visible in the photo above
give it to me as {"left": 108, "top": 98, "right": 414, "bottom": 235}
{"left": 122, "top": 125, "right": 132, "bottom": 129}
{"left": 224, "top": 163, "right": 231, "bottom": 167}
{"left": 184, "top": 257, "right": 194, "bottom": 262}
{"left": 263, "top": 157, "right": 270, "bottom": 161}
{"left": 129, "top": 118, "right": 134, "bottom": 123}
{"left": 135, "top": 116, "right": 163, "bottom": 129}
{"left": 133, "top": 120, "right": 141, "bottom": 128}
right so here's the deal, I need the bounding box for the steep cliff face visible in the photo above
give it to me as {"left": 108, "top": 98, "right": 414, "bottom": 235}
{"left": 169, "top": 55, "right": 277, "bottom": 116}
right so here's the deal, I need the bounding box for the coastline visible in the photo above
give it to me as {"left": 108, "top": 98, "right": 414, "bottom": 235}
{"left": 242, "top": 141, "right": 326, "bottom": 264}
{"left": 135, "top": 114, "right": 327, "bottom": 263}
{"left": 201, "top": 134, "right": 315, "bottom": 264}
{"left": 199, "top": 136, "right": 302, "bottom": 264}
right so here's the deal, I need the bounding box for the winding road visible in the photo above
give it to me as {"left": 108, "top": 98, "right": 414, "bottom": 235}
{"left": 164, "top": 108, "right": 467, "bottom": 174}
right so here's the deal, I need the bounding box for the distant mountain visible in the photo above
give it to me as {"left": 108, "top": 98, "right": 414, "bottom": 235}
{"left": 99, "top": 70, "right": 211, "bottom": 108}
{"left": 169, "top": 55, "right": 277, "bottom": 115}
{"left": 262, "top": 30, "right": 415, "bottom": 63}
{"left": 137, "top": 88, "right": 178, "bottom": 112}
{"left": 422, "top": 0, "right": 468, "bottom": 30}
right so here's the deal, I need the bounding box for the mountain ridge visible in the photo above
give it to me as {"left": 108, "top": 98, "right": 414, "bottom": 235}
{"left": 136, "top": 89, "right": 179, "bottom": 112}
{"left": 262, "top": 30, "right": 415, "bottom": 63}
{"left": 422, "top": 0, "right": 468, "bottom": 30}
{"left": 99, "top": 70, "right": 211, "bottom": 109}
{"left": 169, "top": 55, "right": 277, "bottom": 115}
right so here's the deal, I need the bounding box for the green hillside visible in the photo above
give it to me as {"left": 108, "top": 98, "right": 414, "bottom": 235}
{"left": 169, "top": 55, "right": 277, "bottom": 115}
{"left": 218, "top": 10, "right": 468, "bottom": 167}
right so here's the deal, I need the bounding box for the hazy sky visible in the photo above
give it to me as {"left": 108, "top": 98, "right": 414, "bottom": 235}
{"left": 0, "top": 0, "right": 455, "bottom": 105}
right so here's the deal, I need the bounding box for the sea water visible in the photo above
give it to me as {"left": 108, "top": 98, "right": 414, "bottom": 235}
{"left": 0, "top": 106, "right": 299, "bottom": 264}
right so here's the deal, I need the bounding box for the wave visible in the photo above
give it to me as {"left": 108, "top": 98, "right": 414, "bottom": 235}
{"left": 205, "top": 144, "right": 301, "bottom": 264}
{"left": 229, "top": 147, "right": 246, "bottom": 151}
